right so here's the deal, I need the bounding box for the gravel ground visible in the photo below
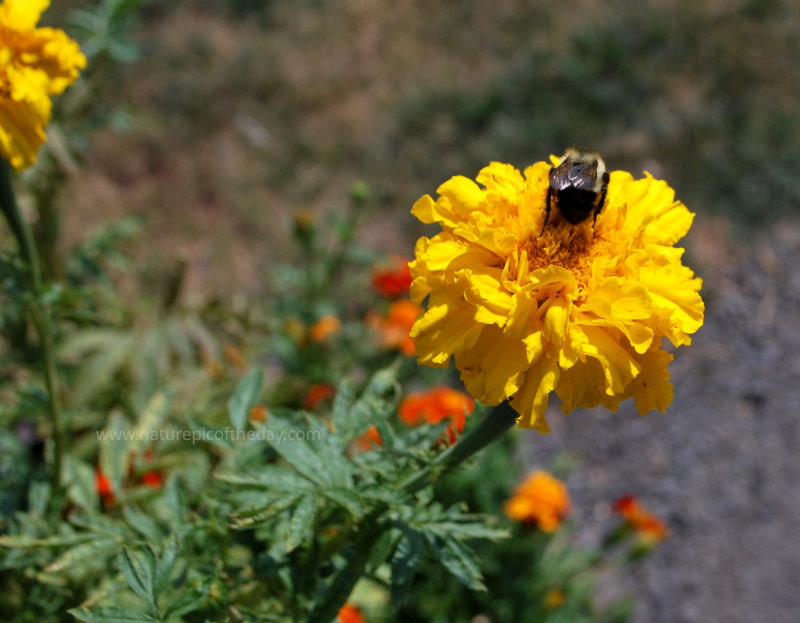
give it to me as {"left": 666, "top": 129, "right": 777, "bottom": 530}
{"left": 525, "top": 221, "right": 800, "bottom": 623}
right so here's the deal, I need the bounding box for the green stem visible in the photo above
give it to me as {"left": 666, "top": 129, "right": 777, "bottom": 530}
{"left": 308, "top": 401, "right": 519, "bottom": 623}
{"left": 0, "top": 160, "right": 65, "bottom": 495}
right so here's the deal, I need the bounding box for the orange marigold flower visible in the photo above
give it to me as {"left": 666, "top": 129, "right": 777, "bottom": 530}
{"left": 139, "top": 470, "right": 162, "bottom": 489}
{"left": 399, "top": 386, "right": 474, "bottom": 444}
{"left": 95, "top": 469, "right": 114, "bottom": 506}
{"left": 504, "top": 470, "right": 571, "bottom": 532}
{"left": 353, "top": 424, "right": 382, "bottom": 452}
{"left": 223, "top": 345, "right": 247, "bottom": 369}
{"left": 309, "top": 315, "right": 341, "bottom": 343}
{"left": 337, "top": 604, "right": 364, "bottom": 623}
{"left": 371, "top": 256, "right": 413, "bottom": 299}
{"left": 249, "top": 404, "right": 268, "bottom": 423}
{"left": 613, "top": 494, "right": 668, "bottom": 544}
{"left": 367, "top": 299, "right": 420, "bottom": 356}
{"left": 304, "top": 383, "right": 336, "bottom": 410}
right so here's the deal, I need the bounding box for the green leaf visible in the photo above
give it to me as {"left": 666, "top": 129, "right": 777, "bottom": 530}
{"left": 230, "top": 494, "right": 303, "bottom": 529}
{"left": 68, "top": 607, "right": 157, "bottom": 623}
{"left": 429, "top": 535, "right": 486, "bottom": 591}
{"left": 318, "top": 487, "right": 364, "bottom": 519}
{"left": 122, "top": 506, "right": 162, "bottom": 543}
{"left": 130, "top": 392, "right": 171, "bottom": 456}
{"left": 216, "top": 466, "right": 312, "bottom": 492}
{"left": 118, "top": 548, "right": 157, "bottom": 610}
{"left": 65, "top": 458, "right": 99, "bottom": 511}
{"left": 99, "top": 410, "right": 130, "bottom": 494}
{"left": 0, "top": 534, "right": 94, "bottom": 549}
{"left": 227, "top": 368, "right": 263, "bottom": 432}
{"left": 153, "top": 534, "right": 179, "bottom": 598}
{"left": 45, "top": 537, "right": 121, "bottom": 574}
{"left": 285, "top": 495, "right": 316, "bottom": 553}
{"left": 163, "top": 580, "right": 210, "bottom": 618}
{"left": 190, "top": 421, "right": 234, "bottom": 450}
{"left": 261, "top": 413, "right": 331, "bottom": 486}
{"left": 391, "top": 528, "right": 425, "bottom": 604}
{"left": 331, "top": 380, "right": 355, "bottom": 438}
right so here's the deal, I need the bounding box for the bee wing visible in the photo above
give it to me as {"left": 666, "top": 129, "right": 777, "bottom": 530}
{"left": 550, "top": 159, "right": 598, "bottom": 191}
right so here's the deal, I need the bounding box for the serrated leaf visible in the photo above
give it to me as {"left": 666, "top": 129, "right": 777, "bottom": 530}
{"left": 285, "top": 495, "right": 316, "bottom": 553}
{"left": 227, "top": 368, "right": 263, "bottom": 432}
{"left": 190, "top": 421, "right": 234, "bottom": 450}
{"left": 45, "top": 537, "right": 121, "bottom": 574}
{"left": 429, "top": 535, "right": 486, "bottom": 591}
{"left": 391, "top": 528, "right": 425, "bottom": 604}
{"left": 231, "top": 494, "right": 303, "bottom": 529}
{"left": 123, "top": 506, "right": 162, "bottom": 543}
{"left": 68, "top": 607, "right": 157, "bottom": 623}
{"left": 319, "top": 487, "right": 364, "bottom": 519}
{"left": 99, "top": 410, "right": 129, "bottom": 494}
{"left": 216, "top": 466, "right": 312, "bottom": 492}
{"left": 118, "top": 548, "right": 156, "bottom": 609}
{"left": 69, "top": 511, "right": 134, "bottom": 539}
{"left": 0, "top": 534, "right": 94, "bottom": 549}
{"left": 153, "top": 534, "right": 179, "bottom": 598}
{"left": 261, "top": 414, "right": 330, "bottom": 486}
{"left": 422, "top": 520, "right": 509, "bottom": 541}
{"left": 163, "top": 580, "right": 210, "bottom": 618}
{"left": 65, "top": 458, "right": 99, "bottom": 511}
{"left": 130, "top": 392, "right": 171, "bottom": 456}
{"left": 331, "top": 380, "right": 355, "bottom": 438}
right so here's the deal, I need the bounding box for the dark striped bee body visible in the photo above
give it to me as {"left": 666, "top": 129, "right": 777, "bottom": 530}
{"left": 541, "top": 147, "right": 609, "bottom": 234}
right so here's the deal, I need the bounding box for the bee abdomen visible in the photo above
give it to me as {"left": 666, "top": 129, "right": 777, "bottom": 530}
{"left": 553, "top": 188, "right": 600, "bottom": 225}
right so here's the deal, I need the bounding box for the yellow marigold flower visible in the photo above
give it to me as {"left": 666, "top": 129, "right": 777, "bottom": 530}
{"left": 410, "top": 158, "right": 704, "bottom": 431}
{"left": 0, "top": 0, "right": 86, "bottom": 170}
{"left": 504, "top": 470, "right": 570, "bottom": 532}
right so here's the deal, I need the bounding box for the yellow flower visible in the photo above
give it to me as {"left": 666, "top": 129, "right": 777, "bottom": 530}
{"left": 504, "top": 470, "right": 570, "bottom": 532}
{"left": 409, "top": 158, "right": 704, "bottom": 431}
{"left": 0, "top": 0, "right": 86, "bottom": 170}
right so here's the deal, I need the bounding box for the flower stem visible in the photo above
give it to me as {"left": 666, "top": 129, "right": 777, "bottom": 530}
{"left": 0, "top": 160, "right": 65, "bottom": 495}
{"left": 308, "top": 401, "right": 519, "bottom": 622}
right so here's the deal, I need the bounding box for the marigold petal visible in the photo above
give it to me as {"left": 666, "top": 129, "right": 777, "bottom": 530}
{"left": 579, "top": 326, "right": 641, "bottom": 395}
{"left": 411, "top": 296, "right": 483, "bottom": 367}
{"left": 0, "top": 0, "right": 48, "bottom": 30}
{"left": 626, "top": 347, "right": 674, "bottom": 414}
{"left": 455, "top": 325, "right": 528, "bottom": 405}
{"left": 510, "top": 356, "right": 561, "bottom": 432}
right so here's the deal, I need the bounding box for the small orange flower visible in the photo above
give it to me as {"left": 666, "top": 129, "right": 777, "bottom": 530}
{"left": 223, "top": 345, "right": 247, "bottom": 370}
{"left": 139, "top": 471, "right": 162, "bottom": 489}
{"left": 132, "top": 448, "right": 163, "bottom": 489}
{"left": 367, "top": 300, "right": 420, "bottom": 356}
{"left": 613, "top": 495, "right": 668, "bottom": 544}
{"left": 95, "top": 469, "right": 115, "bottom": 507}
{"left": 304, "top": 383, "right": 336, "bottom": 410}
{"left": 543, "top": 588, "right": 567, "bottom": 610}
{"left": 337, "top": 604, "right": 364, "bottom": 623}
{"left": 504, "top": 470, "right": 571, "bottom": 532}
{"left": 309, "top": 315, "right": 341, "bottom": 343}
{"left": 371, "top": 257, "right": 413, "bottom": 299}
{"left": 200, "top": 348, "right": 225, "bottom": 379}
{"left": 353, "top": 425, "right": 383, "bottom": 452}
{"left": 399, "top": 386, "right": 474, "bottom": 444}
{"left": 250, "top": 404, "right": 268, "bottom": 423}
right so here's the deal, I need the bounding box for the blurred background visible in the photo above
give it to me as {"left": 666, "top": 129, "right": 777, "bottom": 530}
{"left": 35, "top": 1, "right": 800, "bottom": 622}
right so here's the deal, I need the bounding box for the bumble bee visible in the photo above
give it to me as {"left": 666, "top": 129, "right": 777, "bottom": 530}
{"left": 541, "top": 147, "right": 609, "bottom": 234}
